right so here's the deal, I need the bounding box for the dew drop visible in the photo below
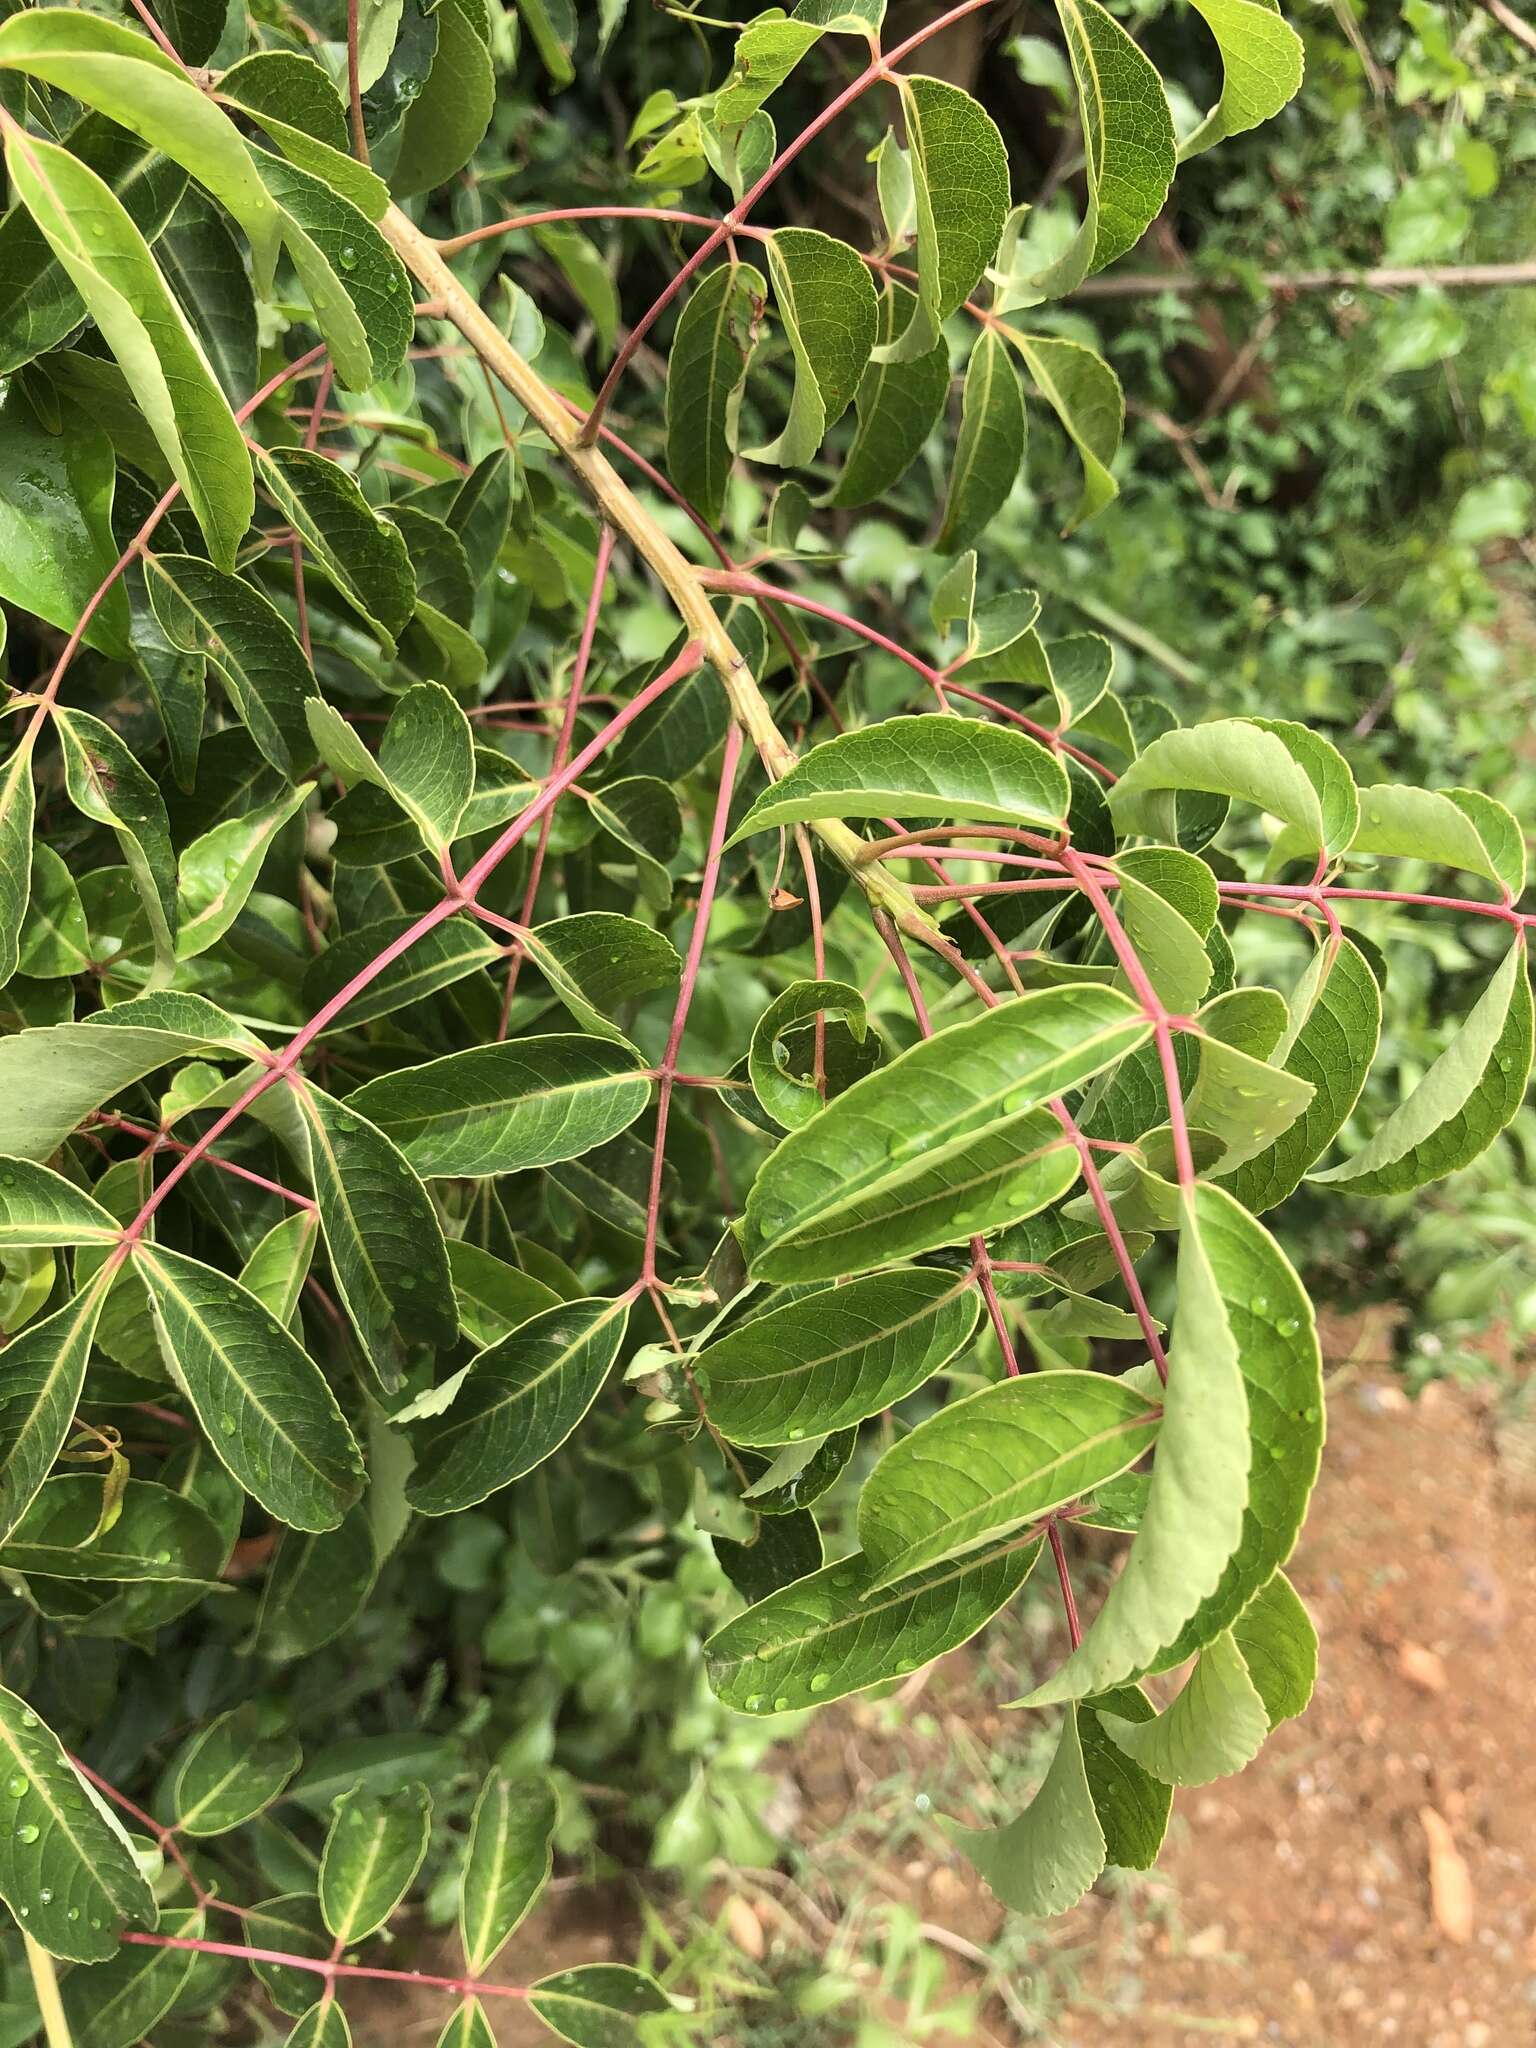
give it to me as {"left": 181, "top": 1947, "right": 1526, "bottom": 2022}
{"left": 333, "top": 1116, "right": 355, "bottom": 1133}
{"left": 19, "top": 1711, "right": 36, "bottom": 1728}
{"left": 785, "top": 1426, "right": 804, "bottom": 1441}
{"left": 67, "top": 1908, "right": 79, "bottom": 1922}
{"left": 743, "top": 1695, "right": 763, "bottom": 1713}
{"left": 755, "top": 1643, "right": 777, "bottom": 1660}
{"left": 5, "top": 1775, "right": 26, "bottom": 1799}
{"left": 808, "top": 1672, "right": 830, "bottom": 1695}
{"left": 338, "top": 244, "right": 358, "bottom": 271}
{"left": 1276, "top": 1316, "right": 1300, "bottom": 1337}
{"left": 1269, "top": 1444, "right": 1285, "bottom": 1461}
{"left": 914, "top": 1792, "right": 932, "bottom": 1814}
{"left": 220, "top": 1415, "right": 237, "bottom": 1436}
{"left": 17, "top": 1907, "right": 26, "bottom": 1918}
{"left": 38, "top": 1889, "right": 51, "bottom": 1905}
{"left": 773, "top": 1696, "right": 791, "bottom": 1712}
{"left": 154, "top": 1549, "right": 171, "bottom": 1565}
{"left": 16, "top": 1823, "right": 39, "bottom": 1844}
{"left": 0, "top": 1173, "right": 14, "bottom": 1188}
{"left": 1248, "top": 1294, "right": 1269, "bottom": 1317}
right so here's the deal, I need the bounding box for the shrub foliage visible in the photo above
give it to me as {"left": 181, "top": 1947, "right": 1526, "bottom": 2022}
{"left": 0, "top": 0, "right": 1529, "bottom": 2038}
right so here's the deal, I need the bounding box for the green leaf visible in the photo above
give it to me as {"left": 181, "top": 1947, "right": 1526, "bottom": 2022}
{"left": 748, "top": 978, "right": 869, "bottom": 1130}
{"left": 1003, "top": 330, "right": 1123, "bottom": 529}
{"left": 0, "top": 991, "right": 259, "bottom": 1161}
{"left": 829, "top": 278, "right": 950, "bottom": 508}
{"left": 858, "top": 1369, "right": 1162, "bottom": 1588}
{"left": 711, "top": 15, "right": 821, "bottom": 126}
{"left": 287, "top": 2002, "right": 353, "bottom": 2048}
{"left": 241, "top": 1212, "right": 319, "bottom": 1331}
{"left": 292, "top": 1085, "right": 458, "bottom": 1390}
{"left": 3, "top": 128, "right": 252, "bottom": 569}
{"left": 136, "top": 1243, "right": 366, "bottom": 1532}
{"left": 156, "top": 192, "right": 259, "bottom": 405}
{"left": 217, "top": 50, "right": 348, "bottom": 153}
{"left": 879, "top": 76, "right": 1008, "bottom": 362}
{"left": 747, "top": 228, "right": 878, "bottom": 469}
{"left": 1186, "top": 1001, "right": 1317, "bottom": 1172}
{"left": 362, "top": 684, "right": 475, "bottom": 855}
{"left": 459, "top": 1771, "right": 557, "bottom": 1973}
{"left": 941, "top": 1707, "right": 1106, "bottom": 1915}
{"left": 257, "top": 149, "right": 414, "bottom": 390}
{"left": 253, "top": 1507, "right": 379, "bottom": 1661}
{"left": 1135, "top": 1184, "right": 1322, "bottom": 1676}
{"left": 0, "top": 1276, "right": 112, "bottom": 1545}
{"left": 1027, "top": 0, "right": 1175, "bottom": 296}
{"left": 144, "top": 553, "right": 316, "bottom": 777}
{"left": 744, "top": 985, "right": 1150, "bottom": 1281}
{"left": 16, "top": 843, "right": 90, "bottom": 982}
{"left": 935, "top": 327, "right": 1026, "bottom": 553}
{"left": 221, "top": 55, "right": 385, "bottom": 218}
{"left": 0, "top": 385, "right": 131, "bottom": 659}
{"left": 1, "top": 1474, "right": 223, "bottom": 1589}
{"left": 1181, "top": 0, "right": 1305, "bottom": 160}
{"left": 0, "top": 742, "right": 36, "bottom": 989}
{"left": 0, "top": 1684, "right": 156, "bottom": 1962}
{"left": 1221, "top": 936, "right": 1382, "bottom": 1212}
{"left": 319, "top": 1779, "right": 431, "bottom": 1943}
{"left": 585, "top": 776, "right": 682, "bottom": 913}
{"left": 61, "top": 1905, "right": 201, "bottom": 2048}
{"left": 1078, "top": 1684, "right": 1172, "bottom": 1868}
{"left": 172, "top": 1705, "right": 303, "bottom": 1836}
{"left": 0, "top": 1159, "right": 119, "bottom": 1250}
{"left": 1018, "top": 1184, "right": 1254, "bottom": 1705}
{"left": 697, "top": 1268, "right": 978, "bottom": 1445}
{"left": 533, "top": 224, "right": 621, "bottom": 356}
{"left": 392, "top": 0, "right": 495, "bottom": 197}
{"left": 518, "top": 913, "right": 682, "bottom": 1045}
{"left": 55, "top": 708, "right": 178, "bottom": 978}
{"left": 0, "top": 112, "right": 186, "bottom": 376}
{"left": 436, "top": 2002, "right": 495, "bottom": 2048}
{"left": 257, "top": 448, "right": 416, "bottom": 650}
{"left": 0, "top": 11, "right": 280, "bottom": 277}
{"left": 349, "top": 1037, "right": 653, "bottom": 1179}
{"left": 242, "top": 1893, "right": 329, "bottom": 2015}
{"left": 447, "top": 1243, "right": 560, "bottom": 1347}
{"left": 665, "top": 262, "right": 765, "bottom": 525}
{"left": 1100, "top": 1627, "right": 1269, "bottom": 1786}
{"left": 729, "top": 714, "right": 1070, "bottom": 841}
{"left": 1110, "top": 716, "right": 1355, "bottom": 858}
{"left": 1311, "top": 938, "right": 1531, "bottom": 1195}
{"left": 1231, "top": 1568, "right": 1316, "bottom": 1727}
{"left": 528, "top": 1965, "right": 672, "bottom": 2048}
{"left": 1349, "top": 783, "right": 1525, "bottom": 898}
{"left": 705, "top": 1530, "right": 1042, "bottom": 1712}
{"left": 1111, "top": 858, "right": 1213, "bottom": 1013}
{"left": 407, "top": 1296, "right": 631, "bottom": 1515}
{"left": 176, "top": 784, "right": 313, "bottom": 960}
{"left": 302, "top": 914, "right": 501, "bottom": 1028}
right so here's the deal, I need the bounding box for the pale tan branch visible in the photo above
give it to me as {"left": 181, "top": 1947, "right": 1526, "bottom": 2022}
{"left": 379, "top": 207, "right": 938, "bottom": 945}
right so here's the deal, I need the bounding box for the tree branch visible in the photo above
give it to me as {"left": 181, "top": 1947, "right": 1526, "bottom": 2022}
{"left": 379, "top": 206, "right": 938, "bottom": 951}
